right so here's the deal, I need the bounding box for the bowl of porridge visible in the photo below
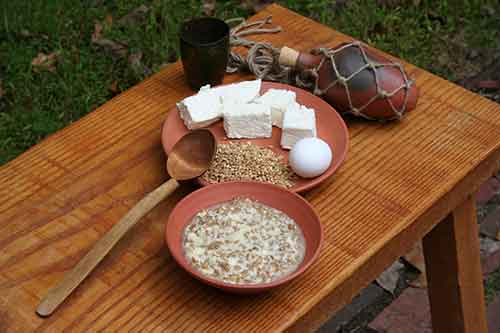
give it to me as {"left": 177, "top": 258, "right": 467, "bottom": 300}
{"left": 165, "top": 181, "right": 323, "bottom": 293}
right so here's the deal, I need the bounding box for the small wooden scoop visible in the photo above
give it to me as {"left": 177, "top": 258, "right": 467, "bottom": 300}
{"left": 36, "top": 129, "right": 216, "bottom": 317}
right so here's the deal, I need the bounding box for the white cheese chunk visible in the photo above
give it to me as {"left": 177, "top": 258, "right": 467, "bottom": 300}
{"left": 280, "top": 105, "right": 317, "bottom": 150}
{"left": 215, "top": 79, "right": 261, "bottom": 104}
{"left": 177, "top": 80, "right": 261, "bottom": 130}
{"left": 255, "top": 89, "right": 296, "bottom": 128}
{"left": 223, "top": 103, "right": 272, "bottom": 139}
{"left": 199, "top": 84, "right": 211, "bottom": 93}
{"left": 177, "top": 88, "right": 222, "bottom": 130}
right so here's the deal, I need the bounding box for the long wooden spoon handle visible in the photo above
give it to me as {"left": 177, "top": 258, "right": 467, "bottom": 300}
{"left": 36, "top": 178, "right": 180, "bottom": 317}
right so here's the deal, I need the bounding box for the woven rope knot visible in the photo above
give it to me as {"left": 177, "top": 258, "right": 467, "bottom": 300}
{"left": 226, "top": 16, "right": 283, "bottom": 78}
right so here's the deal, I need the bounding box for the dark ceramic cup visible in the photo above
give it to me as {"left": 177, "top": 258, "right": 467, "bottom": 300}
{"left": 180, "top": 17, "right": 230, "bottom": 91}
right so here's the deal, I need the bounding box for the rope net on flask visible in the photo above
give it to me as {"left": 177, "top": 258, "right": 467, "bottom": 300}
{"left": 306, "top": 42, "right": 415, "bottom": 120}
{"left": 226, "top": 17, "right": 414, "bottom": 120}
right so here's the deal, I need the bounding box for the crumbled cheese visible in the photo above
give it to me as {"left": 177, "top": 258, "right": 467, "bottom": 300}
{"left": 255, "top": 89, "right": 297, "bottom": 128}
{"left": 280, "top": 104, "right": 317, "bottom": 150}
{"left": 223, "top": 103, "right": 272, "bottom": 139}
{"left": 183, "top": 197, "right": 306, "bottom": 285}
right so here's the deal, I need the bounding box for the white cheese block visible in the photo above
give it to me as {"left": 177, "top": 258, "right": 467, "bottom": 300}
{"left": 177, "top": 80, "right": 262, "bottom": 130}
{"left": 214, "top": 79, "right": 262, "bottom": 104}
{"left": 223, "top": 103, "right": 272, "bottom": 139}
{"left": 255, "top": 89, "right": 296, "bottom": 128}
{"left": 280, "top": 105, "right": 317, "bottom": 150}
{"left": 177, "top": 88, "right": 222, "bottom": 130}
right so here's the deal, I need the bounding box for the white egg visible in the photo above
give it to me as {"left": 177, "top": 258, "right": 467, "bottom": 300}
{"left": 289, "top": 138, "right": 333, "bottom": 178}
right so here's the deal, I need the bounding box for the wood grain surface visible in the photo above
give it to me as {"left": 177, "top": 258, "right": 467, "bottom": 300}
{"left": 1, "top": 4, "right": 499, "bottom": 332}
{"left": 36, "top": 177, "right": 180, "bottom": 317}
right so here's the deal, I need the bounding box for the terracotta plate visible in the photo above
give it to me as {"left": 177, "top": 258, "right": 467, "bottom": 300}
{"left": 165, "top": 181, "right": 323, "bottom": 293}
{"left": 162, "top": 81, "right": 349, "bottom": 192}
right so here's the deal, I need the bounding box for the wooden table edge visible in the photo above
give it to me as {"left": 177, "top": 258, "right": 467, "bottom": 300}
{"left": 285, "top": 147, "right": 500, "bottom": 332}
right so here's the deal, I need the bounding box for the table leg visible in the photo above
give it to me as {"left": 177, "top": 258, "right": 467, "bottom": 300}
{"left": 423, "top": 195, "right": 488, "bottom": 333}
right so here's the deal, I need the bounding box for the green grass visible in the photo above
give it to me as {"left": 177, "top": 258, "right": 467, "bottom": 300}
{"left": 284, "top": 0, "right": 500, "bottom": 81}
{"left": 486, "top": 267, "right": 500, "bottom": 304}
{"left": 0, "top": 0, "right": 249, "bottom": 164}
{"left": 0, "top": 0, "right": 499, "bottom": 165}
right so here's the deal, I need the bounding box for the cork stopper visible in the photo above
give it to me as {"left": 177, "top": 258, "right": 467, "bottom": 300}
{"left": 279, "top": 46, "right": 300, "bottom": 67}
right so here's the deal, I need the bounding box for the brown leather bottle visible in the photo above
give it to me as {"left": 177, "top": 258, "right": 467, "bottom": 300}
{"left": 279, "top": 43, "right": 418, "bottom": 121}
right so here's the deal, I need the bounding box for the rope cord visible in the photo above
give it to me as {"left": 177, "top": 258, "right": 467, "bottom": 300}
{"left": 227, "top": 16, "right": 414, "bottom": 120}
{"left": 227, "top": 16, "right": 292, "bottom": 82}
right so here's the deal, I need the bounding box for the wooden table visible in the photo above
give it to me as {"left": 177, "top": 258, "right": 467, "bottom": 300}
{"left": 1, "top": 5, "right": 499, "bottom": 332}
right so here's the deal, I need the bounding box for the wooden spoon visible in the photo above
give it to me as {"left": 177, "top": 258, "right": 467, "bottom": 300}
{"left": 36, "top": 129, "right": 216, "bottom": 317}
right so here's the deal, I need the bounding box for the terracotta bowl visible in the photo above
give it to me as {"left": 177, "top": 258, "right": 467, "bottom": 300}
{"left": 165, "top": 181, "right": 323, "bottom": 294}
{"left": 162, "top": 81, "right": 349, "bottom": 193}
